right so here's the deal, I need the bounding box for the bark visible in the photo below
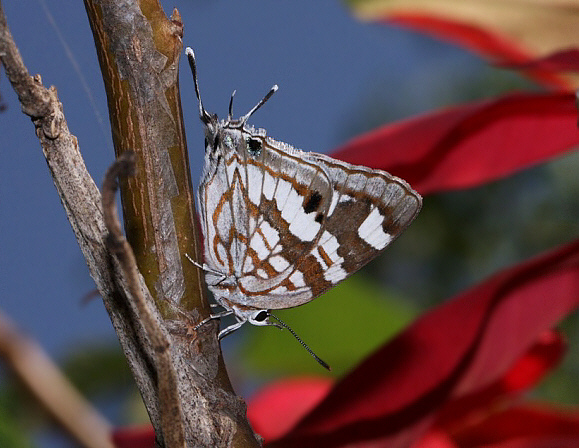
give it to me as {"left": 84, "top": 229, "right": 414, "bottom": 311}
{"left": 1, "top": 0, "right": 261, "bottom": 446}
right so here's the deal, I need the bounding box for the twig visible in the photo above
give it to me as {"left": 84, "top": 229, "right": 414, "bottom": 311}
{"left": 102, "top": 152, "right": 185, "bottom": 447}
{"left": 1, "top": 0, "right": 165, "bottom": 442}
{"left": 0, "top": 308, "right": 114, "bottom": 448}
{"left": 0, "top": 1, "right": 53, "bottom": 121}
{"left": 2, "top": 0, "right": 262, "bottom": 444}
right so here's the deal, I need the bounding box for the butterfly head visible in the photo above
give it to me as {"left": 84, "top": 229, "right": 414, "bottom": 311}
{"left": 225, "top": 306, "right": 281, "bottom": 329}
{"left": 186, "top": 47, "right": 278, "bottom": 158}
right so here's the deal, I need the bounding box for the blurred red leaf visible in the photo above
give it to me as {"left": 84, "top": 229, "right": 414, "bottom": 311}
{"left": 500, "top": 330, "right": 566, "bottom": 393}
{"left": 433, "top": 330, "right": 566, "bottom": 431}
{"left": 247, "top": 377, "right": 333, "bottom": 442}
{"left": 384, "top": 14, "right": 574, "bottom": 89}
{"left": 345, "top": 1, "right": 579, "bottom": 88}
{"left": 250, "top": 332, "right": 564, "bottom": 445}
{"left": 414, "top": 430, "right": 458, "bottom": 448}
{"left": 112, "top": 425, "right": 155, "bottom": 448}
{"left": 270, "top": 239, "right": 579, "bottom": 447}
{"left": 452, "top": 405, "right": 579, "bottom": 447}
{"left": 387, "top": 14, "right": 529, "bottom": 63}
{"left": 499, "top": 49, "right": 579, "bottom": 73}
{"left": 330, "top": 92, "right": 578, "bottom": 196}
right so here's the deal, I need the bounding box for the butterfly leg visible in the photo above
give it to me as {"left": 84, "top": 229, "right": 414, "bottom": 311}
{"left": 185, "top": 254, "right": 226, "bottom": 278}
{"left": 193, "top": 308, "right": 234, "bottom": 331}
{"left": 185, "top": 253, "right": 229, "bottom": 286}
{"left": 217, "top": 319, "right": 246, "bottom": 340}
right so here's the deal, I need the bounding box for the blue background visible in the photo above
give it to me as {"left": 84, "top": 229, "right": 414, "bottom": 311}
{"left": 1, "top": 0, "right": 480, "bottom": 359}
{"left": 1, "top": 1, "right": 519, "bottom": 446}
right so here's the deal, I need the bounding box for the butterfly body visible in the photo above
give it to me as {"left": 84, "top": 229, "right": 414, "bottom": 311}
{"left": 187, "top": 48, "right": 422, "bottom": 340}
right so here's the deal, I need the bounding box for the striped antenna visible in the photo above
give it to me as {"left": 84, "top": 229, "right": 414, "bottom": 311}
{"left": 268, "top": 313, "right": 331, "bottom": 371}
{"left": 185, "top": 47, "right": 212, "bottom": 124}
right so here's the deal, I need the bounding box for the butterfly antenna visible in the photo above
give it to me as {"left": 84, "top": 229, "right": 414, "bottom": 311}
{"left": 185, "top": 47, "right": 212, "bottom": 124}
{"left": 240, "top": 85, "right": 279, "bottom": 126}
{"left": 228, "top": 90, "right": 236, "bottom": 121}
{"left": 268, "top": 314, "right": 331, "bottom": 371}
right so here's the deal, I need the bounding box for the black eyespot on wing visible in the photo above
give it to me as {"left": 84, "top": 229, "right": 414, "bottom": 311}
{"left": 315, "top": 213, "right": 324, "bottom": 223}
{"left": 254, "top": 310, "right": 268, "bottom": 322}
{"left": 247, "top": 137, "right": 262, "bottom": 156}
{"left": 304, "top": 191, "right": 323, "bottom": 213}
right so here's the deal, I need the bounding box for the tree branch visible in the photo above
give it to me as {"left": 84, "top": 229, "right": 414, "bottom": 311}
{"left": 102, "top": 152, "right": 185, "bottom": 447}
{"left": 1, "top": 0, "right": 261, "bottom": 445}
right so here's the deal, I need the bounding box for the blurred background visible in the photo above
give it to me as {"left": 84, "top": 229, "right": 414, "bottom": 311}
{"left": 1, "top": 1, "right": 578, "bottom": 446}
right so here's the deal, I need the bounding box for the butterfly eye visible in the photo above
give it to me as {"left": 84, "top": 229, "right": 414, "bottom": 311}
{"left": 246, "top": 137, "right": 262, "bottom": 156}
{"left": 253, "top": 310, "right": 268, "bottom": 322}
{"left": 248, "top": 310, "right": 272, "bottom": 327}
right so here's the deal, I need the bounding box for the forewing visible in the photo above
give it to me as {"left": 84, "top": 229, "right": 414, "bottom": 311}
{"left": 294, "top": 152, "right": 422, "bottom": 298}
{"left": 232, "top": 141, "right": 422, "bottom": 310}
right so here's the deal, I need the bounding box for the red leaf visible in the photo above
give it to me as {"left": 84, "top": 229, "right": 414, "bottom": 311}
{"left": 385, "top": 14, "right": 573, "bottom": 89}
{"left": 112, "top": 425, "right": 156, "bottom": 448}
{"left": 388, "top": 14, "right": 530, "bottom": 64}
{"left": 414, "top": 430, "right": 459, "bottom": 448}
{"left": 434, "top": 330, "right": 566, "bottom": 430}
{"left": 499, "top": 49, "right": 579, "bottom": 73}
{"left": 453, "top": 405, "right": 579, "bottom": 447}
{"left": 330, "top": 92, "right": 578, "bottom": 196}
{"left": 247, "top": 377, "right": 333, "bottom": 442}
{"left": 500, "top": 330, "right": 565, "bottom": 393}
{"left": 271, "top": 240, "right": 579, "bottom": 447}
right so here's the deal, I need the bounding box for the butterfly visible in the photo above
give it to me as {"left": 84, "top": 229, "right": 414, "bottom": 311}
{"left": 185, "top": 48, "right": 422, "bottom": 368}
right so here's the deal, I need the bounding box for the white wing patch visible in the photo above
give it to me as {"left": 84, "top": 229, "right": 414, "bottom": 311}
{"left": 270, "top": 255, "right": 290, "bottom": 272}
{"left": 249, "top": 230, "right": 269, "bottom": 260}
{"left": 358, "top": 206, "right": 392, "bottom": 250}
{"left": 260, "top": 220, "right": 280, "bottom": 248}
{"left": 288, "top": 270, "right": 306, "bottom": 288}
{"left": 274, "top": 178, "right": 293, "bottom": 209}
{"left": 246, "top": 164, "right": 263, "bottom": 206}
{"left": 289, "top": 218, "right": 320, "bottom": 241}
{"left": 323, "top": 262, "right": 348, "bottom": 283}
{"left": 281, "top": 187, "right": 304, "bottom": 222}
{"left": 263, "top": 171, "right": 276, "bottom": 200}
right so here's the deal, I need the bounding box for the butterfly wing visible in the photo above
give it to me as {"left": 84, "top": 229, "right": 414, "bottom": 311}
{"left": 199, "top": 135, "right": 332, "bottom": 301}
{"left": 295, "top": 151, "right": 421, "bottom": 295}
{"left": 200, "top": 132, "right": 421, "bottom": 310}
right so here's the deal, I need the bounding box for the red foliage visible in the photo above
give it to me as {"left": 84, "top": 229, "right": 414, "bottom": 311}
{"left": 247, "top": 331, "right": 566, "bottom": 446}
{"left": 264, "top": 241, "right": 579, "bottom": 447}
{"left": 387, "top": 14, "right": 531, "bottom": 64}
{"left": 384, "top": 14, "right": 574, "bottom": 90}
{"left": 331, "top": 92, "right": 578, "bottom": 196}
{"left": 499, "top": 49, "right": 579, "bottom": 73}
{"left": 111, "top": 425, "right": 156, "bottom": 448}
{"left": 247, "top": 377, "right": 333, "bottom": 441}
{"left": 451, "top": 405, "right": 579, "bottom": 447}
